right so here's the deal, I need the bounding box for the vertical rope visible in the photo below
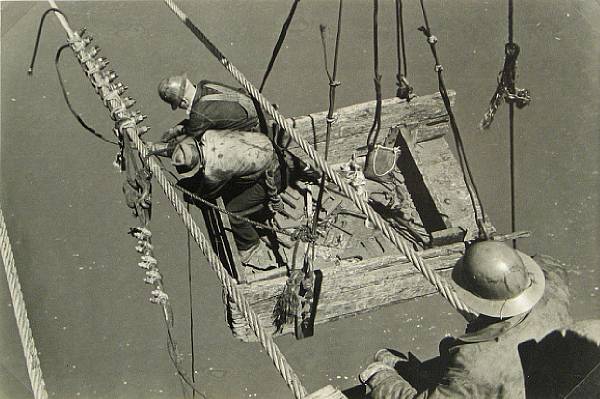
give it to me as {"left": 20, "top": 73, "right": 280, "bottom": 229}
{"left": 162, "top": 0, "right": 477, "bottom": 319}
{"left": 508, "top": 0, "right": 516, "bottom": 248}
{"left": 186, "top": 203, "right": 196, "bottom": 398}
{"left": 0, "top": 207, "right": 49, "bottom": 399}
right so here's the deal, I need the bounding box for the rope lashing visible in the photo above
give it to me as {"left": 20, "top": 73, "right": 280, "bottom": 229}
{"left": 418, "top": 0, "right": 490, "bottom": 242}
{"left": 0, "top": 207, "right": 48, "bottom": 399}
{"left": 43, "top": 3, "right": 308, "bottom": 398}
{"left": 479, "top": 42, "right": 531, "bottom": 129}
{"left": 162, "top": 0, "right": 477, "bottom": 319}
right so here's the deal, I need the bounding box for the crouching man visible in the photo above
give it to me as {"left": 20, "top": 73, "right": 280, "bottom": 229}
{"left": 359, "top": 240, "right": 572, "bottom": 399}
{"left": 169, "top": 128, "right": 286, "bottom": 263}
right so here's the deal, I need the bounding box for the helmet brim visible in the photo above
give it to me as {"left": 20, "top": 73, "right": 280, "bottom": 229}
{"left": 173, "top": 137, "right": 202, "bottom": 178}
{"left": 450, "top": 250, "right": 546, "bottom": 318}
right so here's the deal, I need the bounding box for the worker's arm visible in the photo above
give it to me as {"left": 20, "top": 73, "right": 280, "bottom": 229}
{"left": 360, "top": 351, "right": 475, "bottom": 399}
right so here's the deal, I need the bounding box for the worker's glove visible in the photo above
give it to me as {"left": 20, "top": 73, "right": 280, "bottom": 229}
{"left": 360, "top": 362, "right": 411, "bottom": 399}
{"left": 160, "top": 125, "right": 186, "bottom": 143}
{"left": 267, "top": 197, "right": 285, "bottom": 215}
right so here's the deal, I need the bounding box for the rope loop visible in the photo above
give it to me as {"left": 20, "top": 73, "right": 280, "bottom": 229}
{"left": 325, "top": 113, "right": 339, "bottom": 124}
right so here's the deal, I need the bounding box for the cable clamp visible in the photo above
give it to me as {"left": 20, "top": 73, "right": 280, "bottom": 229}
{"left": 135, "top": 241, "right": 154, "bottom": 254}
{"left": 150, "top": 289, "right": 169, "bottom": 305}
{"left": 129, "top": 227, "right": 152, "bottom": 240}
{"left": 144, "top": 270, "right": 162, "bottom": 285}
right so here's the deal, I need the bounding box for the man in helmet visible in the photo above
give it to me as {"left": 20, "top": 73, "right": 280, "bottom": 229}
{"left": 359, "top": 240, "right": 572, "bottom": 399}
{"left": 158, "top": 74, "right": 259, "bottom": 143}
{"left": 168, "top": 127, "right": 291, "bottom": 263}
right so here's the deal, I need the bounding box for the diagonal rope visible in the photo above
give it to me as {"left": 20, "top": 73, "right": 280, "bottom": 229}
{"left": 45, "top": 2, "right": 308, "bottom": 397}
{"left": 162, "top": 0, "right": 477, "bottom": 320}
{"left": 0, "top": 207, "right": 48, "bottom": 399}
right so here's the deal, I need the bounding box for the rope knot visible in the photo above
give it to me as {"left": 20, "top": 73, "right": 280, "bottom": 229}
{"left": 434, "top": 64, "right": 444, "bottom": 72}
{"left": 427, "top": 34, "right": 438, "bottom": 44}
{"left": 329, "top": 80, "right": 341, "bottom": 88}
{"left": 325, "top": 113, "right": 339, "bottom": 124}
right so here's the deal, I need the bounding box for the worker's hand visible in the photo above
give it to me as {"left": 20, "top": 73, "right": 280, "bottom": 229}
{"left": 268, "top": 198, "right": 285, "bottom": 215}
{"left": 359, "top": 362, "right": 397, "bottom": 388}
{"left": 160, "top": 125, "right": 185, "bottom": 143}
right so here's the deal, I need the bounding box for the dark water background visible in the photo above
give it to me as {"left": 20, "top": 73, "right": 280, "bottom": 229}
{"left": 1, "top": 1, "right": 599, "bottom": 398}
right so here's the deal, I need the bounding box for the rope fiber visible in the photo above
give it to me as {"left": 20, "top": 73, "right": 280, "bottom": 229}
{"left": 0, "top": 207, "right": 48, "bottom": 399}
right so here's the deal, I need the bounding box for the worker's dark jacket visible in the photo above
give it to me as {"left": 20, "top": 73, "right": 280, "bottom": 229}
{"left": 366, "top": 255, "right": 572, "bottom": 399}
{"left": 182, "top": 80, "right": 259, "bottom": 136}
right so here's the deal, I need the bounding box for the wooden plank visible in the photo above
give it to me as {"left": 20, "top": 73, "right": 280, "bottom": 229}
{"left": 229, "top": 243, "right": 465, "bottom": 341}
{"left": 282, "top": 92, "right": 455, "bottom": 165}
{"left": 413, "top": 138, "right": 481, "bottom": 241}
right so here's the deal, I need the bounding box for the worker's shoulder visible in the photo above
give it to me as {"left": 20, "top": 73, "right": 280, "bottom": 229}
{"left": 202, "top": 129, "right": 270, "bottom": 143}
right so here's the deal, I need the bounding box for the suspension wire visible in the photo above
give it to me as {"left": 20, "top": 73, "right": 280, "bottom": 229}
{"left": 508, "top": 0, "right": 514, "bottom": 45}
{"left": 54, "top": 45, "right": 118, "bottom": 145}
{"left": 395, "top": 0, "right": 413, "bottom": 100}
{"left": 507, "top": 0, "right": 516, "bottom": 248}
{"left": 255, "top": 0, "right": 302, "bottom": 139}
{"left": 186, "top": 203, "right": 196, "bottom": 398}
{"left": 259, "top": 0, "right": 301, "bottom": 92}
{"left": 366, "top": 0, "right": 383, "bottom": 148}
{"left": 417, "top": 0, "right": 488, "bottom": 238}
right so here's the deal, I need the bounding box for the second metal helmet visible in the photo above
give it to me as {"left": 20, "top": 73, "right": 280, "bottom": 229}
{"left": 450, "top": 240, "right": 545, "bottom": 318}
{"left": 158, "top": 74, "right": 188, "bottom": 110}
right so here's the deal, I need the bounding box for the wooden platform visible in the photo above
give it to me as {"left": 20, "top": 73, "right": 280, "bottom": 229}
{"left": 200, "top": 92, "right": 485, "bottom": 341}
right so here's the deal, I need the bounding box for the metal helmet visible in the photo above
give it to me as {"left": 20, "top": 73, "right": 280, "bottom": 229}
{"left": 158, "top": 74, "right": 188, "bottom": 110}
{"left": 450, "top": 240, "right": 545, "bottom": 318}
{"left": 171, "top": 137, "right": 202, "bottom": 178}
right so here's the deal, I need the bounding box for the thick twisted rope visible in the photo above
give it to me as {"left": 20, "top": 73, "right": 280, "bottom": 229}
{"left": 44, "top": 2, "right": 308, "bottom": 397}
{"left": 131, "top": 134, "right": 307, "bottom": 398}
{"left": 0, "top": 207, "right": 48, "bottom": 399}
{"left": 162, "top": 0, "right": 477, "bottom": 319}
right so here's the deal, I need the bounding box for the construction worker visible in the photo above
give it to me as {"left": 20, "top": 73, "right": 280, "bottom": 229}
{"left": 168, "top": 129, "right": 287, "bottom": 263}
{"left": 359, "top": 240, "right": 572, "bottom": 399}
{"left": 158, "top": 74, "right": 259, "bottom": 142}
